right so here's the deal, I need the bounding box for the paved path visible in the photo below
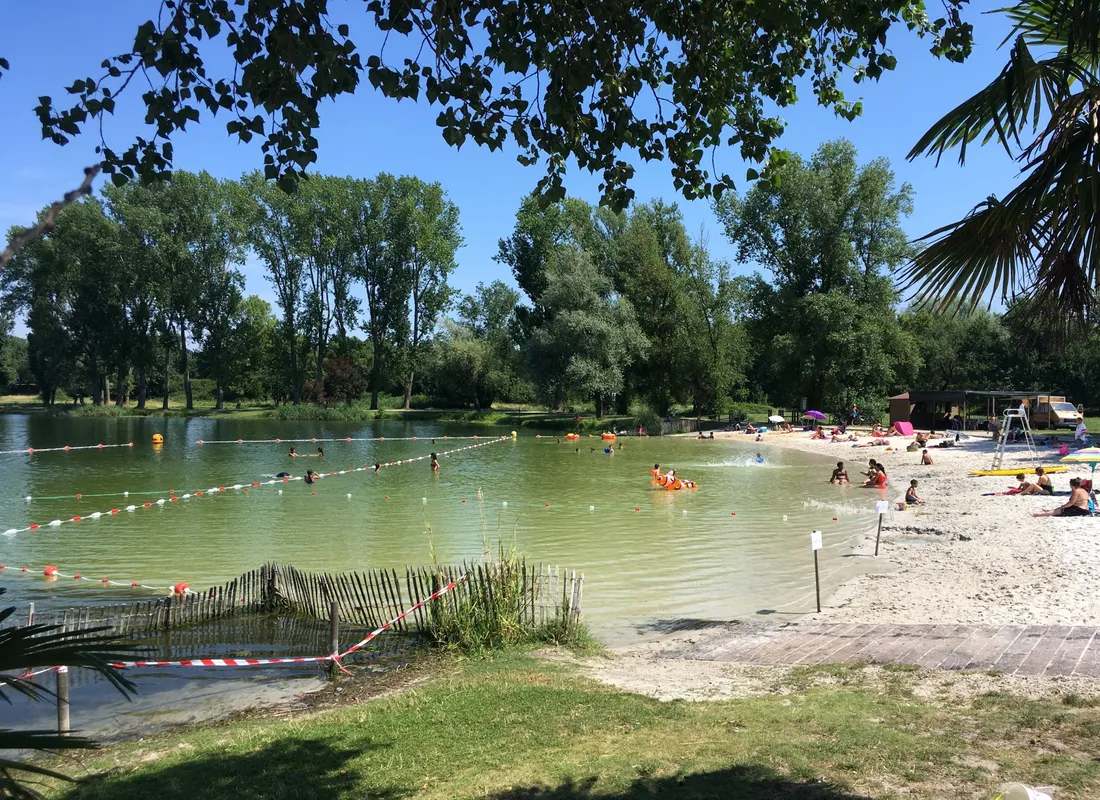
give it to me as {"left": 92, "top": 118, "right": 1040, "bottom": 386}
{"left": 656, "top": 623, "right": 1100, "bottom": 678}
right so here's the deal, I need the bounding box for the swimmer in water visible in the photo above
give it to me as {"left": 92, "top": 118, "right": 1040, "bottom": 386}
{"left": 289, "top": 447, "right": 298, "bottom": 457}
{"left": 430, "top": 453, "right": 439, "bottom": 472}
{"left": 373, "top": 463, "right": 381, "bottom": 473}
{"left": 756, "top": 452, "right": 764, "bottom": 464}
{"left": 304, "top": 470, "right": 319, "bottom": 485}
{"left": 276, "top": 471, "right": 291, "bottom": 478}
{"left": 314, "top": 446, "right": 324, "bottom": 458}
{"left": 605, "top": 445, "right": 615, "bottom": 455}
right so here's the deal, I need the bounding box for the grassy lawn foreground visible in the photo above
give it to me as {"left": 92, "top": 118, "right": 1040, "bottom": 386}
{"left": 46, "top": 653, "right": 1100, "bottom": 799}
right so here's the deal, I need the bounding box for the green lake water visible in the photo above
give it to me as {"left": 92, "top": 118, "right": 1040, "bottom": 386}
{"left": 0, "top": 416, "right": 884, "bottom": 643}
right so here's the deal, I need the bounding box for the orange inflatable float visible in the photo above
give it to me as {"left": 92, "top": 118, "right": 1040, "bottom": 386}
{"left": 601, "top": 432, "right": 615, "bottom": 441}
{"left": 566, "top": 433, "right": 580, "bottom": 441}
{"left": 651, "top": 471, "right": 698, "bottom": 490}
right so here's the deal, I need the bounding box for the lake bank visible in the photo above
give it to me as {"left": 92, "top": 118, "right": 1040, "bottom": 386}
{"left": 42, "top": 649, "right": 1100, "bottom": 799}
{"left": 714, "top": 427, "right": 1100, "bottom": 627}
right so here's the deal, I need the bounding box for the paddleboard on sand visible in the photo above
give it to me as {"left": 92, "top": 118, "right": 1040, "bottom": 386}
{"left": 969, "top": 466, "right": 1068, "bottom": 476}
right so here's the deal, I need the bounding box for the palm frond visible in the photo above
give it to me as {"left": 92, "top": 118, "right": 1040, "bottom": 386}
{"left": 0, "top": 622, "right": 140, "bottom": 702}
{"left": 1002, "top": 0, "right": 1100, "bottom": 68}
{"left": 899, "top": 194, "right": 1036, "bottom": 309}
{"left": 0, "top": 753, "right": 87, "bottom": 800}
{"left": 908, "top": 37, "right": 1074, "bottom": 164}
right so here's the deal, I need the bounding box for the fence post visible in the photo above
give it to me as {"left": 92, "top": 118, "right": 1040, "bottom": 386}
{"left": 327, "top": 601, "right": 340, "bottom": 679}
{"left": 27, "top": 602, "right": 34, "bottom": 626}
{"left": 56, "top": 667, "right": 70, "bottom": 735}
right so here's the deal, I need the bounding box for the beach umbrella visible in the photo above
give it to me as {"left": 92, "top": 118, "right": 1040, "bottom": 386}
{"left": 1061, "top": 447, "right": 1100, "bottom": 474}
{"left": 768, "top": 415, "right": 785, "bottom": 423}
{"left": 802, "top": 410, "right": 826, "bottom": 420}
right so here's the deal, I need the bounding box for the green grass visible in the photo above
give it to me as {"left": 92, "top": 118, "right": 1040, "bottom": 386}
{"left": 47, "top": 654, "right": 1100, "bottom": 800}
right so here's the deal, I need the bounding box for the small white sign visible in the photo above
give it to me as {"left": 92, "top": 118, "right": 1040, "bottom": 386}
{"left": 875, "top": 500, "right": 889, "bottom": 515}
{"left": 810, "top": 530, "right": 823, "bottom": 551}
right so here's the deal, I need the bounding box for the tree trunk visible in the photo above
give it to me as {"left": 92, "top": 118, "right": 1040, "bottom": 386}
{"left": 594, "top": 392, "right": 604, "bottom": 419}
{"left": 289, "top": 327, "right": 301, "bottom": 405}
{"left": 403, "top": 373, "right": 413, "bottom": 410}
{"left": 215, "top": 382, "right": 224, "bottom": 410}
{"left": 115, "top": 366, "right": 125, "bottom": 407}
{"left": 162, "top": 342, "right": 171, "bottom": 410}
{"left": 370, "top": 356, "right": 382, "bottom": 410}
{"left": 103, "top": 375, "right": 111, "bottom": 405}
{"left": 180, "top": 324, "right": 193, "bottom": 410}
{"left": 136, "top": 366, "right": 147, "bottom": 410}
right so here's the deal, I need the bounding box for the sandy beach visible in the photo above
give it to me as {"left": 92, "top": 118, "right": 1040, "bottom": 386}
{"left": 719, "top": 427, "right": 1100, "bottom": 627}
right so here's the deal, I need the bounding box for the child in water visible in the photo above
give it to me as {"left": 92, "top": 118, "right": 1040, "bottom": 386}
{"left": 304, "top": 470, "right": 319, "bottom": 485}
{"left": 605, "top": 445, "right": 615, "bottom": 455}
{"left": 755, "top": 452, "right": 764, "bottom": 464}
{"left": 430, "top": 453, "right": 439, "bottom": 472}
{"left": 289, "top": 447, "right": 298, "bottom": 457}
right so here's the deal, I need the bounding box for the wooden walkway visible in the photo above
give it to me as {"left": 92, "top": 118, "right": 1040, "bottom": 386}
{"left": 666, "top": 623, "right": 1100, "bottom": 678}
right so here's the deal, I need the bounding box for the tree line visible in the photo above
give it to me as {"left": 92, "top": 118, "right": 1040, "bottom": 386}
{"left": 4, "top": 141, "right": 1097, "bottom": 419}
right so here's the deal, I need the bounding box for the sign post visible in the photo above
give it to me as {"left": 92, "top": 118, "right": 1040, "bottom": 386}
{"left": 810, "top": 530, "right": 823, "bottom": 612}
{"left": 874, "top": 500, "right": 888, "bottom": 556}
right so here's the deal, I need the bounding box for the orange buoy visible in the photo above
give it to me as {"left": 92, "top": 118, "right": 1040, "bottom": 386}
{"left": 43, "top": 566, "right": 58, "bottom": 576}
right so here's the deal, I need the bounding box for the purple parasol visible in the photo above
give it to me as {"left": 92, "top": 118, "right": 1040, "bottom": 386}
{"left": 802, "top": 410, "right": 826, "bottom": 420}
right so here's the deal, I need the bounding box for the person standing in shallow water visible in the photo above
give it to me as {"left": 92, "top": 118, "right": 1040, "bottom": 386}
{"left": 430, "top": 453, "right": 439, "bottom": 472}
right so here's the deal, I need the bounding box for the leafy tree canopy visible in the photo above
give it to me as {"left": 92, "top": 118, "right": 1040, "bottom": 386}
{"left": 13, "top": 0, "right": 972, "bottom": 208}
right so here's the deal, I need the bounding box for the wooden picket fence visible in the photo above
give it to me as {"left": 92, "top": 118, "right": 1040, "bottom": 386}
{"left": 30, "top": 561, "right": 583, "bottom": 639}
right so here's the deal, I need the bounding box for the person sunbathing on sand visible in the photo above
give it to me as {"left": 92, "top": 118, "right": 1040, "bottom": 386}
{"left": 1010, "top": 473, "right": 1046, "bottom": 495}
{"left": 852, "top": 438, "right": 888, "bottom": 447}
{"left": 1035, "top": 467, "right": 1054, "bottom": 495}
{"left": 1033, "top": 478, "right": 1090, "bottom": 517}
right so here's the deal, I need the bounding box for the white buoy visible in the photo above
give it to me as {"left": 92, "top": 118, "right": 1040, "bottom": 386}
{"left": 182, "top": 494, "right": 191, "bottom": 500}
{"left": 90, "top": 512, "right": 102, "bottom": 519}
{"left": 683, "top": 510, "right": 688, "bottom": 516}
{"left": 589, "top": 505, "right": 595, "bottom": 511}
{"left": 24, "top": 496, "right": 31, "bottom": 501}
{"left": 3, "top": 529, "right": 15, "bottom": 535}
{"left": 502, "top": 501, "right": 508, "bottom": 507}
{"left": 156, "top": 499, "right": 165, "bottom": 505}
{"left": 124, "top": 491, "right": 129, "bottom": 496}
{"left": 346, "top": 493, "right": 352, "bottom": 499}
{"left": 422, "top": 497, "right": 427, "bottom": 504}
{"left": 126, "top": 505, "right": 136, "bottom": 512}
{"left": 278, "top": 489, "right": 283, "bottom": 495}
{"left": 48, "top": 520, "right": 61, "bottom": 527}
{"left": 783, "top": 515, "right": 788, "bottom": 521}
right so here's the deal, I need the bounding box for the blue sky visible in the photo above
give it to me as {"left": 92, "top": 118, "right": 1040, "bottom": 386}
{"left": 0, "top": 2, "right": 1019, "bottom": 329}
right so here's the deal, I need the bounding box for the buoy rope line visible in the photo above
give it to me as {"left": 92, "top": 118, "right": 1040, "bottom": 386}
{"left": 0, "top": 442, "right": 135, "bottom": 457}
{"left": 196, "top": 434, "right": 489, "bottom": 446}
{"left": 16, "top": 435, "right": 514, "bottom": 503}
{"left": 3, "top": 436, "right": 512, "bottom": 536}
{"left": 0, "top": 563, "right": 190, "bottom": 594}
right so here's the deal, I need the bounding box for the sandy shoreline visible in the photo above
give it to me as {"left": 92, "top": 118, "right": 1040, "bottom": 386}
{"left": 715, "top": 427, "right": 1100, "bottom": 626}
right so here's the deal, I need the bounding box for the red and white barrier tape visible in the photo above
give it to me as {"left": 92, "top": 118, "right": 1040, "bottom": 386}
{"left": 108, "top": 573, "right": 469, "bottom": 669}
{"left": 0, "top": 442, "right": 134, "bottom": 456}
{"left": 196, "top": 435, "right": 488, "bottom": 446}
{"left": 2, "top": 437, "right": 511, "bottom": 537}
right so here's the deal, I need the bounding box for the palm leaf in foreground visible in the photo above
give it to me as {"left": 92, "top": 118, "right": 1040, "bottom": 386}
{"left": 903, "top": 0, "right": 1100, "bottom": 322}
{"left": 0, "top": 590, "right": 142, "bottom": 798}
